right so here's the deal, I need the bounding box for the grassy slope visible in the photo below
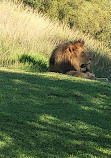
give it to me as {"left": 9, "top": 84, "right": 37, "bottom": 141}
{"left": 0, "top": 68, "right": 111, "bottom": 158}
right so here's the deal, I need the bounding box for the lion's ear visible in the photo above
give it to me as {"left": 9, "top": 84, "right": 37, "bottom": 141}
{"left": 74, "top": 40, "right": 85, "bottom": 49}
{"left": 79, "top": 40, "right": 85, "bottom": 46}
{"left": 75, "top": 40, "right": 85, "bottom": 46}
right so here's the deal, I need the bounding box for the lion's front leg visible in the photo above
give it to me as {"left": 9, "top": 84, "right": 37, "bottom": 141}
{"left": 85, "top": 72, "right": 96, "bottom": 79}
{"left": 86, "top": 72, "right": 109, "bottom": 82}
{"left": 96, "top": 78, "right": 109, "bottom": 82}
{"left": 66, "top": 71, "right": 91, "bottom": 79}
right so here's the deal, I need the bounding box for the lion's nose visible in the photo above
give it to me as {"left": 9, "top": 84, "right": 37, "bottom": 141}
{"left": 90, "top": 57, "right": 92, "bottom": 61}
{"left": 80, "top": 64, "right": 86, "bottom": 68}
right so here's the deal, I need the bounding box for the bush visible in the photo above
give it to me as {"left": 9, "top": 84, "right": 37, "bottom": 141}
{"left": 22, "top": 0, "right": 111, "bottom": 47}
{"left": 19, "top": 54, "right": 48, "bottom": 72}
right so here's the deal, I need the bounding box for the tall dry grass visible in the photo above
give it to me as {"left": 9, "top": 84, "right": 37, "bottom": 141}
{"left": 0, "top": 0, "right": 111, "bottom": 78}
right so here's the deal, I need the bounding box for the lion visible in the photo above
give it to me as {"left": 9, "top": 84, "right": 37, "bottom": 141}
{"left": 49, "top": 40, "right": 108, "bottom": 82}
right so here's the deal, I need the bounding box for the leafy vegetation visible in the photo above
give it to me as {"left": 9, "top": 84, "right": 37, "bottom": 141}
{"left": 0, "top": 68, "right": 111, "bottom": 158}
{"left": 21, "top": 0, "right": 111, "bottom": 47}
{"left": 19, "top": 54, "right": 48, "bottom": 72}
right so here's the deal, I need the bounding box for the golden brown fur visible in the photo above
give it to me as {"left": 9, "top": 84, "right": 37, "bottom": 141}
{"left": 49, "top": 40, "right": 108, "bottom": 82}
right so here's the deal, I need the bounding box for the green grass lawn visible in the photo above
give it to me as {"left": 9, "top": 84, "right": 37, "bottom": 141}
{"left": 0, "top": 68, "right": 111, "bottom": 158}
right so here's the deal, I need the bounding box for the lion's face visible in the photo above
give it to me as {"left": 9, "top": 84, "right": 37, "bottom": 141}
{"left": 67, "top": 42, "right": 91, "bottom": 72}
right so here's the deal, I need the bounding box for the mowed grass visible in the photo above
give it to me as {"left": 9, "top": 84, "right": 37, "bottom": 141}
{"left": 0, "top": 68, "right": 111, "bottom": 158}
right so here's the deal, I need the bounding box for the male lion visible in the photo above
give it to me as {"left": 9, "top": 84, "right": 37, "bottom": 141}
{"left": 49, "top": 40, "right": 108, "bottom": 81}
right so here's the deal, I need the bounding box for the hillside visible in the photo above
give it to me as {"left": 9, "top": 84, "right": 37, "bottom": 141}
{"left": 0, "top": 0, "right": 111, "bottom": 80}
{"left": 21, "top": 0, "right": 111, "bottom": 47}
{"left": 0, "top": 68, "right": 111, "bottom": 158}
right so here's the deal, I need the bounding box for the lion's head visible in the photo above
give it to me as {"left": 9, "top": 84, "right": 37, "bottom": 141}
{"left": 66, "top": 41, "right": 91, "bottom": 72}
{"left": 49, "top": 40, "right": 91, "bottom": 73}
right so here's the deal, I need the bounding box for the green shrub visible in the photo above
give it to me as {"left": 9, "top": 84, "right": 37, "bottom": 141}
{"left": 19, "top": 54, "right": 48, "bottom": 72}
{"left": 22, "top": 0, "right": 111, "bottom": 47}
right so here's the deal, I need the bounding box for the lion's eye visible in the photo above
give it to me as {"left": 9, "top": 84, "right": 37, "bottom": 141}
{"left": 72, "top": 48, "right": 74, "bottom": 51}
{"left": 82, "top": 52, "right": 85, "bottom": 54}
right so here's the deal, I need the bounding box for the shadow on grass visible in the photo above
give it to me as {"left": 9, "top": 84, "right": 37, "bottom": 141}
{"left": 0, "top": 70, "right": 111, "bottom": 157}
